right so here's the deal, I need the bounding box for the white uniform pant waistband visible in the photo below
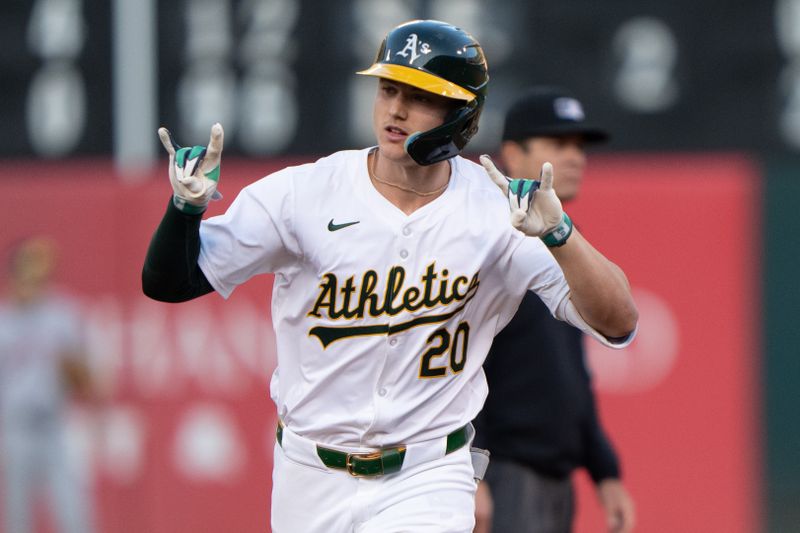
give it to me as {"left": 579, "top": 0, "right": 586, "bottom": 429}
{"left": 276, "top": 422, "right": 474, "bottom": 475}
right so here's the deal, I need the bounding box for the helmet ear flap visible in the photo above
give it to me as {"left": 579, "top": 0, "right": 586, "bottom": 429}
{"left": 404, "top": 99, "right": 482, "bottom": 166}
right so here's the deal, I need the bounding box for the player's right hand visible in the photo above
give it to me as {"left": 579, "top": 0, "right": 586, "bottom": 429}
{"left": 158, "top": 123, "right": 224, "bottom": 214}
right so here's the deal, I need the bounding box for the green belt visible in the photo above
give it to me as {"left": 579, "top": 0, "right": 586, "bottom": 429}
{"left": 276, "top": 422, "right": 470, "bottom": 477}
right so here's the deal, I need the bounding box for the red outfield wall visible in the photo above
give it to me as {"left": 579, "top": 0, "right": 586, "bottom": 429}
{"left": 0, "top": 154, "right": 760, "bottom": 533}
{"left": 570, "top": 155, "right": 762, "bottom": 533}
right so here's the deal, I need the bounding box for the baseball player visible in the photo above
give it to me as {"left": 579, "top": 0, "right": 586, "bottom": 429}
{"left": 0, "top": 237, "right": 94, "bottom": 533}
{"left": 142, "top": 19, "right": 638, "bottom": 533}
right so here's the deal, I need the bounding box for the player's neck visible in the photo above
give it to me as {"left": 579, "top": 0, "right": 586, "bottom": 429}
{"left": 368, "top": 150, "right": 451, "bottom": 215}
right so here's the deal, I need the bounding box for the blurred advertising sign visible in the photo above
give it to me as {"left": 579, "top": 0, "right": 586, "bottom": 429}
{"left": 571, "top": 155, "right": 761, "bottom": 533}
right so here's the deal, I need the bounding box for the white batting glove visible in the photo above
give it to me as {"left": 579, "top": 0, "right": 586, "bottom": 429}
{"left": 158, "top": 123, "right": 225, "bottom": 214}
{"left": 480, "top": 155, "right": 573, "bottom": 247}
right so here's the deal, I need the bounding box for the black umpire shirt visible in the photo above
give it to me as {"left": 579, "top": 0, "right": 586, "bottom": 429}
{"left": 472, "top": 291, "right": 620, "bottom": 483}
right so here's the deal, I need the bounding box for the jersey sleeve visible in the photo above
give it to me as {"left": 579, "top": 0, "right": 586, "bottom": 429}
{"left": 198, "top": 169, "right": 301, "bottom": 298}
{"left": 506, "top": 236, "right": 636, "bottom": 349}
{"left": 561, "top": 298, "right": 637, "bottom": 348}
{"left": 502, "top": 233, "right": 570, "bottom": 317}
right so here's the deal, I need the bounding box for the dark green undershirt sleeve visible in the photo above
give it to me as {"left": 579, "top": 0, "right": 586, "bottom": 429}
{"left": 141, "top": 198, "right": 214, "bottom": 302}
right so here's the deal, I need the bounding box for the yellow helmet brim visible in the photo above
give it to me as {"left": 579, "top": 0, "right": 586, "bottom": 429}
{"left": 357, "top": 63, "right": 476, "bottom": 102}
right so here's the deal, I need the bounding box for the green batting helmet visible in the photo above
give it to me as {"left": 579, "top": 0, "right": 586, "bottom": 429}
{"left": 358, "top": 19, "right": 489, "bottom": 165}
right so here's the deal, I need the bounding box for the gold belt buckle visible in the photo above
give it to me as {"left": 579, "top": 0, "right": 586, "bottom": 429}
{"left": 345, "top": 450, "right": 384, "bottom": 477}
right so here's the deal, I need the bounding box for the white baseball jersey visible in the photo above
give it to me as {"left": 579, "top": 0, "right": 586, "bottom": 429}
{"left": 198, "top": 148, "right": 629, "bottom": 449}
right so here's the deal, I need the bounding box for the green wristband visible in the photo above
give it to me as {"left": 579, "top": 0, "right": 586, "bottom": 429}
{"left": 541, "top": 213, "right": 573, "bottom": 248}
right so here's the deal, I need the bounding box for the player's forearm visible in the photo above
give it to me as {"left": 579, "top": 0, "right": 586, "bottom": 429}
{"left": 141, "top": 197, "right": 214, "bottom": 302}
{"left": 550, "top": 228, "right": 638, "bottom": 338}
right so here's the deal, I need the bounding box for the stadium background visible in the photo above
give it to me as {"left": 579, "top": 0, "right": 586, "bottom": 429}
{"left": 1, "top": 1, "right": 797, "bottom": 531}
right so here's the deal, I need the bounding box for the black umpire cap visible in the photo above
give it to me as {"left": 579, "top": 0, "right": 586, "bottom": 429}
{"left": 501, "top": 86, "right": 609, "bottom": 143}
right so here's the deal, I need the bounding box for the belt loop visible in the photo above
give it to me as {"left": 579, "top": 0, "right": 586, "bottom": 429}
{"left": 380, "top": 447, "right": 406, "bottom": 475}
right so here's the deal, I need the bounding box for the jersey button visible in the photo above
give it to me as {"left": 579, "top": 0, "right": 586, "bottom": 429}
{"left": 402, "top": 227, "right": 412, "bottom": 236}
{"left": 378, "top": 388, "right": 388, "bottom": 397}
{"left": 399, "top": 249, "right": 409, "bottom": 259}
{"left": 389, "top": 338, "right": 398, "bottom": 346}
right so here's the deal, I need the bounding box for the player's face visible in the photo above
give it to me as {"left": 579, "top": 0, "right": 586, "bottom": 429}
{"left": 372, "top": 79, "right": 455, "bottom": 164}
{"left": 509, "top": 135, "right": 587, "bottom": 202}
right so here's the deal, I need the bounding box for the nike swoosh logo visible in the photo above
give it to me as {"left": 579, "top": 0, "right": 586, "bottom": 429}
{"left": 327, "top": 219, "right": 360, "bottom": 232}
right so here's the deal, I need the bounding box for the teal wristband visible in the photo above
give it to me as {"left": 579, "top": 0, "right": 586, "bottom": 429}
{"left": 541, "top": 213, "right": 573, "bottom": 247}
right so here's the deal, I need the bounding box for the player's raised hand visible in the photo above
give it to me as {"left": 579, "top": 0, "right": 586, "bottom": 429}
{"left": 480, "top": 155, "right": 565, "bottom": 239}
{"left": 158, "top": 123, "right": 225, "bottom": 214}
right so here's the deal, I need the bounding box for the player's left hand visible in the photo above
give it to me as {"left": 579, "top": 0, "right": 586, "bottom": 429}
{"left": 158, "top": 123, "right": 224, "bottom": 214}
{"left": 597, "top": 479, "right": 636, "bottom": 533}
{"left": 480, "top": 155, "right": 564, "bottom": 238}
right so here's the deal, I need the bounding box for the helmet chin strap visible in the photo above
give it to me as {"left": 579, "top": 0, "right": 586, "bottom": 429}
{"left": 404, "top": 135, "right": 455, "bottom": 166}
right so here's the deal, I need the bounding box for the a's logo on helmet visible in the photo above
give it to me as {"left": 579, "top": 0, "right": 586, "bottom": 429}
{"left": 395, "top": 33, "right": 431, "bottom": 65}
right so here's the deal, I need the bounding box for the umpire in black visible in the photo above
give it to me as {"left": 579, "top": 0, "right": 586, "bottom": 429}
{"left": 472, "top": 87, "right": 635, "bottom": 533}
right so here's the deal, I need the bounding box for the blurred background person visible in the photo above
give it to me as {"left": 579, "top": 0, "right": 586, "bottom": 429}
{"left": 473, "top": 87, "right": 635, "bottom": 533}
{"left": 0, "top": 236, "right": 95, "bottom": 533}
